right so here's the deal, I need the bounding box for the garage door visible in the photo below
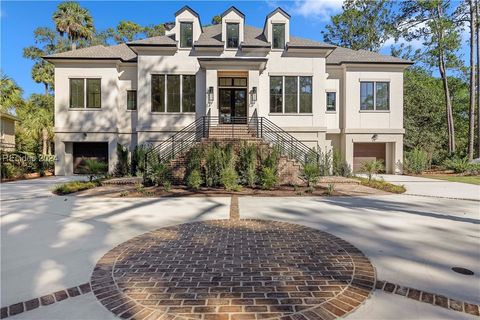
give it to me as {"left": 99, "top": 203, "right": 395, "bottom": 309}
{"left": 353, "top": 143, "right": 386, "bottom": 173}
{"left": 73, "top": 142, "right": 108, "bottom": 174}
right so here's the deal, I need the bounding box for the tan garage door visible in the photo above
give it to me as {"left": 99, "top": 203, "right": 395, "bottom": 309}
{"left": 353, "top": 143, "right": 386, "bottom": 173}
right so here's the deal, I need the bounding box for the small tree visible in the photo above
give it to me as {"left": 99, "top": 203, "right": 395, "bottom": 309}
{"left": 83, "top": 158, "right": 108, "bottom": 181}
{"left": 301, "top": 160, "right": 321, "bottom": 188}
{"left": 114, "top": 143, "right": 129, "bottom": 177}
{"left": 360, "top": 160, "right": 384, "bottom": 182}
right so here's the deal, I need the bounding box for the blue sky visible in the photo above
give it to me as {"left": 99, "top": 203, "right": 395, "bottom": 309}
{"left": 1, "top": 0, "right": 469, "bottom": 98}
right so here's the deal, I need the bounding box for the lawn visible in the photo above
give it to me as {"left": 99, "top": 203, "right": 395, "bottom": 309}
{"left": 421, "top": 175, "right": 480, "bottom": 185}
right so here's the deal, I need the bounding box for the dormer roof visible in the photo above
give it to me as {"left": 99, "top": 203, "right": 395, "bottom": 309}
{"left": 221, "top": 6, "right": 245, "bottom": 18}
{"left": 266, "top": 7, "right": 290, "bottom": 19}
{"left": 175, "top": 5, "right": 200, "bottom": 18}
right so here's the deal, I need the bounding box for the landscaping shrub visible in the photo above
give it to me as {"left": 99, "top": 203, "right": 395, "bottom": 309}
{"left": 325, "top": 183, "right": 336, "bottom": 196}
{"left": 260, "top": 167, "right": 278, "bottom": 190}
{"left": 238, "top": 143, "right": 257, "bottom": 187}
{"left": 187, "top": 146, "right": 203, "bottom": 173}
{"left": 443, "top": 158, "right": 480, "bottom": 175}
{"left": 53, "top": 181, "right": 98, "bottom": 195}
{"left": 163, "top": 180, "right": 172, "bottom": 192}
{"left": 204, "top": 144, "right": 224, "bottom": 187}
{"left": 187, "top": 169, "right": 203, "bottom": 190}
{"left": 356, "top": 177, "right": 406, "bottom": 194}
{"left": 220, "top": 166, "right": 240, "bottom": 191}
{"left": 301, "top": 161, "right": 321, "bottom": 187}
{"left": 131, "top": 144, "right": 148, "bottom": 176}
{"left": 151, "top": 162, "right": 170, "bottom": 186}
{"left": 1, "top": 162, "right": 16, "bottom": 179}
{"left": 319, "top": 150, "right": 332, "bottom": 176}
{"left": 359, "top": 160, "right": 384, "bottom": 181}
{"left": 261, "top": 145, "right": 280, "bottom": 170}
{"left": 84, "top": 159, "right": 108, "bottom": 181}
{"left": 405, "top": 148, "right": 429, "bottom": 174}
{"left": 332, "top": 149, "right": 352, "bottom": 177}
{"left": 115, "top": 144, "right": 130, "bottom": 177}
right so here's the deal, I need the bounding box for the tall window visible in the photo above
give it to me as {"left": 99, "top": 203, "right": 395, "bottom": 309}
{"left": 151, "top": 74, "right": 196, "bottom": 112}
{"left": 226, "top": 23, "right": 239, "bottom": 48}
{"left": 167, "top": 75, "right": 180, "bottom": 112}
{"left": 284, "top": 77, "right": 298, "bottom": 113}
{"left": 270, "top": 77, "right": 283, "bottom": 113}
{"left": 86, "top": 79, "right": 101, "bottom": 108}
{"left": 299, "top": 77, "right": 312, "bottom": 113}
{"left": 127, "top": 90, "right": 137, "bottom": 110}
{"left": 180, "top": 22, "right": 193, "bottom": 48}
{"left": 360, "top": 81, "right": 389, "bottom": 110}
{"left": 272, "top": 24, "right": 285, "bottom": 49}
{"left": 151, "top": 75, "right": 165, "bottom": 112}
{"left": 326, "top": 92, "right": 336, "bottom": 112}
{"left": 182, "top": 75, "right": 196, "bottom": 112}
{"left": 70, "top": 79, "right": 84, "bottom": 108}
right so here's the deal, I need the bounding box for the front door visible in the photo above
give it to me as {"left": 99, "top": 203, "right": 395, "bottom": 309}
{"left": 219, "top": 88, "right": 247, "bottom": 124}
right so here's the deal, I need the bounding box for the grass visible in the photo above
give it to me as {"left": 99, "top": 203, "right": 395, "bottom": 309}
{"left": 355, "top": 177, "right": 406, "bottom": 194}
{"left": 420, "top": 175, "right": 480, "bottom": 185}
{"left": 52, "top": 180, "right": 99, "bottom": 195}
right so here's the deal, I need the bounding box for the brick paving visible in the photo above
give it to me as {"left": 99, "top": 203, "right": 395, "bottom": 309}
{"left": 91, "top": 219, "right": 376, "bottom": 320}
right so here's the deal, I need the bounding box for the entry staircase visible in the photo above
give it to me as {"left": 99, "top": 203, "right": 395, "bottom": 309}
{"left": 144, "top": 110, "right": 319, "bottom": 183}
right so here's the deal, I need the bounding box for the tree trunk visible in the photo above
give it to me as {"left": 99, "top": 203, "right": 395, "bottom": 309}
{"left": 477, "top": 0, "right": 480, "bottom": 158}
{"left": 469, "top": 0, "right": 476, "bottom": 160}
{"left": 71, "top": 41, "right": 76, "bottom": 51}
{"left": 44, "top": 83, "right": 49, "bottom": 96}
{"left": 42, "top": 128, "right": 48, "bottom": 155}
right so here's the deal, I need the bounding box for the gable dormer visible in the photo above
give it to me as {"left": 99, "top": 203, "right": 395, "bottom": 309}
{"left": 172, "top": 6, "right": 202, "bottom": 49}
{"left": 264, "top": 8, "right": 290, "bottom": 50}
{"left": 221, "top": 6, "right": 245, "bottom": 49}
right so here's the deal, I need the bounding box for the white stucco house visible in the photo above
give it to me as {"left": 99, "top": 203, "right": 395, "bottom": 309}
{"left": 45, "top": 6, "right": 412, "bottom": 176}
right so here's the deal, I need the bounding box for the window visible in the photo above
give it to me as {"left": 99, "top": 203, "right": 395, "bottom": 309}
{"left": 151, "top": 74, "right": 196, "bottom": 112}
{"left": 272, "top": 24, "right": 285, "bottom": 49}
{"left": 219, "top": 77, "right": 247, "bottom": 87}
{"left": 70, "top": 79, "right": 84, "bottom": 108}
{"left": 127, "top": 90, "right": 137, "bottom": 110}
{"left": 360, "top": 81, "right": 390, "bottom": 110}
{"left": 299, "top": 77, "right": 312, "bottom": 113}
{"left": 284, "top": 77, "right": 297, "bottom": 113}
{"left": 326, "top": 92, "right": 336, "bottom": 112}
{"left": 152, "top": 75, "right": 165, "bottom": 112}
{"left": 86, "top": 79, "right": 101, "bottom": 108}
{"left": 182, "top": 75, "right": 196, "bottom": 112}
{"left": 226, "top": 23, "right": 239, "bottom": 48}
{"left": 270, "top": 77, "right": 283, "bottom": 113}
{"left": 180, "top": 22, "right": 193, "bottom": 48}
{"left": 270, "top": 76, "right": 313, "bottom": 113}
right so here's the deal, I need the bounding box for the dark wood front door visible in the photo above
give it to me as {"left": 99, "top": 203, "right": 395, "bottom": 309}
{"left": 219, "top": 88, "right": 247, "bottom": 124}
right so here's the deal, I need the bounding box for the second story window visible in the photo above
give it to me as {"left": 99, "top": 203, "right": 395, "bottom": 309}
{"left": 69, "top": 78, "right": 101, "bottom": 109}
{"left": 127, "top": 90, "right": 137, "bottom": 110}
{"left": 226, "top": 23, "right": 239, "bottom": 48}
{"left": 70, "top": 79, "right": 84, "bottom": 108}
{"left": 360, "top": 81, "right": 390, "bottom": 111}
{"left": 86, "top": 79, "right": 101, "bottom": 108}
{"left": 270, "top": 76, "right": 312, "bottom": 113}
{"left": 151, "top": 74, "right": 196, "bottom": 113}
{"left": 180, "top": 22, "right": 193, "bottom": 48}
{"left": 326, "top": 92, "right": 336, "bottom": 112}
{"left": 272, "top": 23, "right": 285, "bottom": 49}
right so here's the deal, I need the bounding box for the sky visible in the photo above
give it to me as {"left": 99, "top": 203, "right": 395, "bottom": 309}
{"left": 0, "top": 0, "right": 470, "bottom": 98}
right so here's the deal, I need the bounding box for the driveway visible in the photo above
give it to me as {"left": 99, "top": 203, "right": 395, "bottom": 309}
{"left": 379, "top": 174, "right": 480, "bottom": 201}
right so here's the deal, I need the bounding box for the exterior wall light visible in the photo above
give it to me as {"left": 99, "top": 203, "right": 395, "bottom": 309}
{"left": 208, "top": 86, "right": 214, "bottom": 103}
{"left": 251, "top": 87, "right": 257, "bottom": 103}
{"left": 372, "top": 133, "right": 378, "bottom": 141}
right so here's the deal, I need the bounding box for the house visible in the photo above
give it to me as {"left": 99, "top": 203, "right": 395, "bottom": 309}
{"left": 45, "top": 6, "right": 412, "bottom": 176}
{"left": 0, "top": 112, "right": 19, "bottom": 152}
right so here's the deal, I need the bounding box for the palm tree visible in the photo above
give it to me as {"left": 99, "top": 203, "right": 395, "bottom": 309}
{"left": 0, "top": 72, "right": 23, "bottom": 113}
{"left": 52, "top": 1, "right": 94, "bottom": 50}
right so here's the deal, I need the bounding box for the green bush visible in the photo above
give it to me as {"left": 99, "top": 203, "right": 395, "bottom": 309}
{"left": 115, "top": 144, "right": 130, "bottom": 177}
{"left": 357, "top": 177, "right": 406, "bottom": 193}
{"left": 260, "top": 167, "right": 278, "bottom": 190}
{"left": 238, "top": 143, "right": 257, "bottom": 187}
{"left": 301, "top": 161, "right": 321, "bottom": 187}
{"left": 332, "top": 150, "right": 352, "bottom": 177}
{"left": 444, "top": 158, "right": 480, "bottom": 175}
{"left": 220, "top": 166, "right": 239, "bottom": 191}
{"left": 325, "top": 183, "right": 336, "bottom": 196}
{"left": 151, "top": 162, "right": 170, "bottom": 186}
{"left": 83, "top": 159, "right": 108, "bottom": 181}
{"left": 319, "top": 150, "right": 332, "bottom": 176}
{"left": 187, "top": 146, "right": 203, "bottom": 173}
{"left": 1, "top": 162, "right": 16, "bottom": 179}
{"left": 163, "top": 180, "right": 172, "bottom": 192}
{"left": 53, "top": 181, "right": 98, "bottom": 195}
{"left": 204, "top": 144, "right": 224, "bottom": 187}
{"left": 131, "top": 144, "right": 148, "bottom": 176}
{"left": 359, "top": 160, "right": 384, "bottom": 181}
{"left": 405, "top": 148, "right": 429, "bottom": 174}
{"left": 187, "top": 169, "right": 203, "bottom": 190}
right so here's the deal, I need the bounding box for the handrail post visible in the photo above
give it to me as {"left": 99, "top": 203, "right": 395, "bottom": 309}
{"left": 202, "top": 116, "right": 206, "bottom": 138}
{"left": 260, "top": 118, "right": 263, "bottom": 138}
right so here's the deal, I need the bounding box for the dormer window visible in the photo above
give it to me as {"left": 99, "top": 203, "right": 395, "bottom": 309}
{"left": 226, "top": 23, "right": 239, "bottom": 48}
{"left": 272, "top": 24, "right": 285, "bottom": 49}
{"left": 180, "top": 22, "right": 193, "bottom": 48}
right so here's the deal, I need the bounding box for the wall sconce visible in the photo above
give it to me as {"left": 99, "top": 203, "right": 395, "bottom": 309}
{"left": 372, "top": 133, "right": 378, "bottom": 141}
{"left": 83, "top": 132, "right": 88, "bottom": 138}
{"left": 251, "top": 87, "right": 257, "bottom": 103}
{"left": 207, "top": 87, "right": 214, "bottom": 103}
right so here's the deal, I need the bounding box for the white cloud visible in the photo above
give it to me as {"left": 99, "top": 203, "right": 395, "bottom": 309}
{"left": 290, "top": 0, "right": 343, "bottom": 21}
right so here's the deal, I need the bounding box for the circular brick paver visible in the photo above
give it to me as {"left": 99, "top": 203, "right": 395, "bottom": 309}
{"left": 91, "top": 220, "right": 375, "bottom": 320}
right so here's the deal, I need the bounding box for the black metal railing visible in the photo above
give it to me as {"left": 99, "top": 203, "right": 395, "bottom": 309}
{"left": 144, "top": 111, "right": 319, "bottom": 181}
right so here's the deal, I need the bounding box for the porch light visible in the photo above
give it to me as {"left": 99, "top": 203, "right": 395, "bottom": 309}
{"left": 372, "top": 133, "right": 378, "bottom": 141}
{"left": 208, "top": 86, "right": 214, "bottom": 103}
{"left": 251, "top": 87, "right": 257, "bottom": 102}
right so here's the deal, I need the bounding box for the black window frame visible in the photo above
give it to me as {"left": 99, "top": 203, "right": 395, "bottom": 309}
{"left": 180, "top": 22, "right": 193, "bottom": 48}
{"left": 326, "top": 92, "right": 336, "bottom": 112}
{"left": 272, "top": 23, "right": 285, "bottom": 49}
{"left": 69, "top": 78, "right": 85, "bottom": 109}
{"left": 127, "top": 90, "right": 137, "bottom": 111}
{"left": 226, "top": 23, "right": 240, "bottom": 48}
{"left": 299, "top": 76, "right": 312, "bottom": 113}
{"left": 86, "top": 78, "right": 101, "bottom": 109}
{"left": 151, "top": 74, "right": 165, "bottom": 112}
{"left": 360, "top": 81, "right": 390, "bottom": 111}
{"left": 269, "top": 76, "right": 283, "bottom": 113}
{"left": 151, "top": 74, "right": 196, "bottom": 113}
{"left": 270, "top": 76, "right": 313, "bottom": 114}
{"left": 182, "top": 75, "right": 196, "bottom": 113}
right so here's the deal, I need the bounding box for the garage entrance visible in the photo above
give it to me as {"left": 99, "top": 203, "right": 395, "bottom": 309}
{"left": 73, "top": 142, "right": 108, "bottom": 174}
{"left": 353, "top": 143, "right": 386, "bottom": 173}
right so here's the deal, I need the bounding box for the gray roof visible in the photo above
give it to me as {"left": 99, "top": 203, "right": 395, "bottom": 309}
{"left": 45, "top": 24, "right": 411, "bottom": 65}
{"left": 45, "top": 43, "right": 137, "bottom": 62}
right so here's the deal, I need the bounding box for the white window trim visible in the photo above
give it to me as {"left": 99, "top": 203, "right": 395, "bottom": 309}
{"left": 359, "top": 81, "right": 390, "bottom": 112}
